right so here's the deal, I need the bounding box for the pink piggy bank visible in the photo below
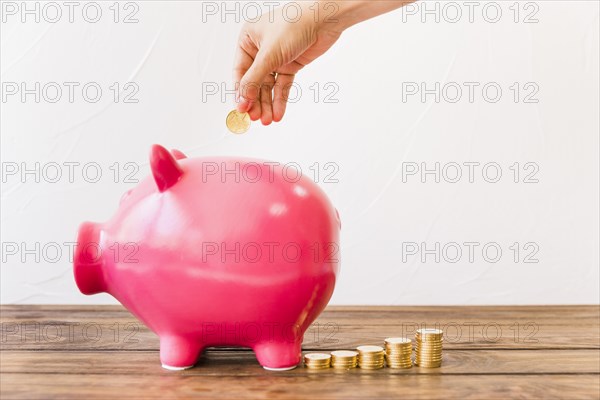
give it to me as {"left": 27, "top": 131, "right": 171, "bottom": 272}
{"left": 74, "top": 144, "right": 340, "bottom": 370}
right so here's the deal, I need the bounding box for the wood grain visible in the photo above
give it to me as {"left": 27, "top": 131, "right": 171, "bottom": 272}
{"left": 1, "top": 305, "right": 598, "bottom": 399}
{"left": 2, "top": 374, "right": 598, "bottom": 400}
{"left": 2, "top": 305, "right": 598, "bottom": 350}
{"left": 2, "top": 349, "right": 599, "bottom": 375}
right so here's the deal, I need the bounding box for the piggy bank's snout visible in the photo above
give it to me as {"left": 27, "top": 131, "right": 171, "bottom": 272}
{"left": 73, "top": 222, "right": 107, "bottom": 295}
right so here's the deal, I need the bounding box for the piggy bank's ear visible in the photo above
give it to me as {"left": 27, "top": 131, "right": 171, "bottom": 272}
{"left": 150, "top": 144, "right": 183, "bottom": 192}
{"left": 171, "top": 149, "right": 187, "bottom": 160}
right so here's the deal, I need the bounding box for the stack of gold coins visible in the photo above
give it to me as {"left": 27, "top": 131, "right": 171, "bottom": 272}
{"left": 330, "top": 350, "right": 358, "bottom": 369}
{"left": 415, "top": 328, "right": 443, "bottom": 368}
{"left": 303, "top": 353, "right": 331, "bottom": 369}
{"left": 384, "top": 337, "right": 413, "bottom": 369}
{"left": 356, "top": 345, "right": 385, "bottom": 369}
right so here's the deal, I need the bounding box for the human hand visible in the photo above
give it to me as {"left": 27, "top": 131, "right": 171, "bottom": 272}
{"left": 233, "top": 2, "right": 344, "bottom": 125}
{"left": 232, "top": 1, "right": 412, "bottom": 125}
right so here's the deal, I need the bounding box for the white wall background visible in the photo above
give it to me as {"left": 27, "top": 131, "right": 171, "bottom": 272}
{"left": 1, "top": 1, "right": 598, "bottom": 305}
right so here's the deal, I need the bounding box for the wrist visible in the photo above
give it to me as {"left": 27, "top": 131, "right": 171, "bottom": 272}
{"left": 328, "top": 1, "right": 367, "bottom": 31}
{"left": 300, "top": 1, "right": 359, "bottom": 34}
{"left": 315, "top": 1, "right": 411, "bottom": 31}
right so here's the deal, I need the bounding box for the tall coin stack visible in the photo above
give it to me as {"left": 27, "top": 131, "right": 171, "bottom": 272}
{"left": 330, "top": 350, "right": 358, "bottom": 369}
{"left": 415, "top": 328, "right": 443, "bottom": 368}
{"left": 384, "top": 337, "right": 413, "bottom": 369}
{"left": 303, "top": 353, "right": 331, "bottom": 369}
{"left": 356, "top": 345, "right": 385, "bottom": 369}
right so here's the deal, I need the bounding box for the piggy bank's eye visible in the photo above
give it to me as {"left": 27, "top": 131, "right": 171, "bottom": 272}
{"left": 120, "top": 189, "right": 133, "bottom": 204}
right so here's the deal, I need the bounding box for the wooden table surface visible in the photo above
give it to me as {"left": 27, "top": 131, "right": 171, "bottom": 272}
{"left": 1, "top": 305, "right": 599, "bottom": 399}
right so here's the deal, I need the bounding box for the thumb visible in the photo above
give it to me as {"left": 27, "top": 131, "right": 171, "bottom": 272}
{"left": 238, "top": 50, "right": 278, "bottom": 109}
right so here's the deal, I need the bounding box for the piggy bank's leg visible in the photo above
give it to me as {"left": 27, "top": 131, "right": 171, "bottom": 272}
{"left": 253, "top": 339, "right": 302, "bottom": 370}
{"left": 159, "top": 335, "right": 203, "bottom": 370}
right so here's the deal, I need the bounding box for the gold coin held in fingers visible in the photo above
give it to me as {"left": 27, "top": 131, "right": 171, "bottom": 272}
{"left": 226, "top": 109, "right": 251, "bottom": 134}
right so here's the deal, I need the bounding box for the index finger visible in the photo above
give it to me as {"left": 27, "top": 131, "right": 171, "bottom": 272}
{"left": 233, "top": 44, "right": 255, "bottom": 113}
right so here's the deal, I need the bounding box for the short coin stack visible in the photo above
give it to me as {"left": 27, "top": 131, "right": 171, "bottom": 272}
{"left": 384, "top": 337, "right": 413, "bottom": 369}
{"left": 414, "top": 328, "right": 443, "bottom": 368}
{"left": 330, "top": 350, "right": 358, "bottom": 369}
{"left": 356, "top": 345, "right": 385, "bottom": 369}
{"left": 303, "top": 353, "right": 331, "bottom": 370}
